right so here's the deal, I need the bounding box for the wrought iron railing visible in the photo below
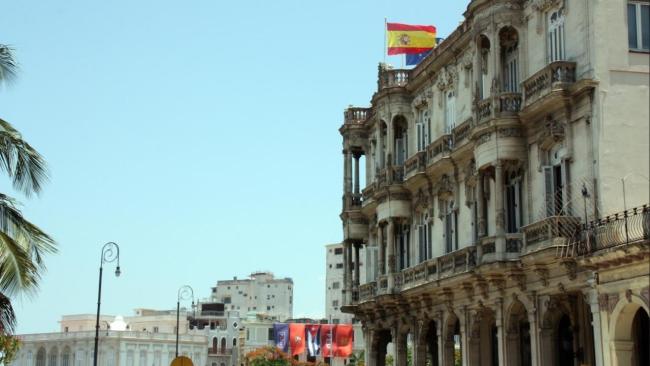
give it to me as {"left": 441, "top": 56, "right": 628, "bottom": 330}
{"left": 564, "top": 205, "right": 650, "bottom": 256}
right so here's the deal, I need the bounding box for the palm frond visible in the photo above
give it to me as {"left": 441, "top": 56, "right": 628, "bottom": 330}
{"left": 0, "top": 194, "right": 56, "bottom": 295}
{"left": 0, "top": 119, "right": 49, "bottom": 197}
{"left": 0, "top": 45, "right": 18, "bottom": 85}
{"left": 0, "top": 292, "right": 16, "bottom": 334}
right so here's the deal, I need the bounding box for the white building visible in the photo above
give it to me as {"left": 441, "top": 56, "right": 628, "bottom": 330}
{"left": 325, "top": 243, "right": 369, "bottom": 324}
{"left": 211, "top": 272, "right": 293, "bottom": 321}
{"left": 12, "top": 315, "right": 207, "bottom": 366}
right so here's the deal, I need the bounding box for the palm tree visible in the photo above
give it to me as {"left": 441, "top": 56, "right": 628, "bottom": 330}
{"left": 0, "top": 44, "right": 57, "bottom": 335}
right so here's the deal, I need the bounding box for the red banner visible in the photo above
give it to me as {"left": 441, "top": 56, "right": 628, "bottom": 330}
{"left": 320, "top": 324, "right": 336, "bottom": 357}
{"left": 289, "top": 323, "right": 306, "bottom": 356}
{"left": 334, "top": 324, "right": 354, "bottom": 358}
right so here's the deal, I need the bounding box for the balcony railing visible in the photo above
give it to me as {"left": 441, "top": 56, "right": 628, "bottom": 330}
{"left": 376, "top": 166, "right": 405, "bottom": 186}
{"left": 379, "top": 69, "right": 410, "bottom": 90}
{"left": 344, "top": 107, "right": 371, "bottom": 124}
{"left": 358, "top": 281, "right": 377, "bottom": 301}
{"left": 523, "top": 61, "right": 576, "bottom": 107}
{"left": 475, "top": 92, "right": 523, "bottom": 125}
{"left": 452, "top": 118, "right": 472, "bottom": 147}
{"left": 522, "top": 215, "right": 581, "bottom": 252}
{"left": 565, "top": 205, "right": 650, "bottom": 257}
{"left": 404, "top": 151, "right": 427, "bottom": 176}
{"left": 426, "top": 135, "right": 452, "bottom": 164}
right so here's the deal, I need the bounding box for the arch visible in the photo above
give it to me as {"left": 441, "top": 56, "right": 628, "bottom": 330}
{"left": 443, "top": 312, "right": 462, "bottom": 366}
{"left": 212, "top": 337, "right": 218, "bottom": 353}
{"left": 468, "top": 307, "right": 497, "bottom": 366}
{"left": 372, "top": 329, "right": 392, "bottom": 366}
{"left": 498, "top": 26, "right": 520, "bottom": 93}
{"left": 61, "top": 347, "right": 71, "bottom": 366}
{"left": 36, "top": 347, "right": 46, "bottom": 366}
{"left": 392, "top": 115, "right": 409, "bottom": 166}
{"left": 610, "top": 296, "right": 650, "bottom": 366}
{"left": 505, "top": 300, "right": 532, "bottom": 366}
{"left": 220, "top": 337, "right": 227, "bottom": 354}
{"left": 48, "top": 347, "right": 58, "bottom": 366}
{"left": 422, "top": 320, "right": 439, "bottom": 366}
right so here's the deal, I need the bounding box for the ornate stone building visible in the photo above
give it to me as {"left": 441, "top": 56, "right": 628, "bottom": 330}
{"left": 337, "top": 1, "right": 649, "bottom": 366}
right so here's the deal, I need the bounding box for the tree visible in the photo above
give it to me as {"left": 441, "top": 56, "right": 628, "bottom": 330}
{"left": 0, "top": 44, "right": 56, "bottom": 339}
{"left": 244, "top": 347, "right": 325, "bottom": 366}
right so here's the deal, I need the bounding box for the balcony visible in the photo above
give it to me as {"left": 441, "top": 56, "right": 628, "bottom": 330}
{"left": 358, "top": 281, "right": 377, "bottom": 302}
{"left": 564, "top": 205, "right": 650, "bottom": 257}
{"left": 404, "top": 151, "right": 427, "bottom": 179}
{"left": 521, "top": 216, "right": 581, "bottom": 259}
{"left": 451, "top": 118, "right": 473, "bottom": 149}
{"left": 426, "top": 134, "right": 452, "bottom": 166}
{"left": 475, "top": 92, "right": 522, "bottom": 125}
{"left": 522, "top": 61, "right": 576, "bottom": 110}
{"left": 378, "top": 68, "right": 410, "bottom": 90}
{"left": 399, "top": 246, "right": 477, "bottom": 291}
{"left": 344, "top": 107, "right": 371, "bottom": 125}
{"left": 377, "top": 166, "right": 405, "bottom": 187}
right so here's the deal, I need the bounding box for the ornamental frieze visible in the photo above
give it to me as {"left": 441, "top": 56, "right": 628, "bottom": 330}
{"left": 498, "top": 127, "right": 523, "bottom": 138}
{"left": 476, "top": 132, "right": 491, "bottom": 146}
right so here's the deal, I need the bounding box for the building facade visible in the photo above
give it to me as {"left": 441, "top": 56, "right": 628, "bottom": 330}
{"left": 12, "top": 315, "right": 207, "bottom": 366}
{"left": 211, "top": 272, "right": 293, "bottom": 321}
{"left": 337, "top": 1, "right": 649, "bottom": 366}
{"left": 326, "top": 243, "right": 369, "bottom": 324}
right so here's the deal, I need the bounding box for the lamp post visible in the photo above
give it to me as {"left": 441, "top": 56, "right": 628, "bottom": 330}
{"left": 176, "top": 285, "right": 194, "bottom": 358}
{"left": 93, "top": 242, "right": 121, "bottom": 366}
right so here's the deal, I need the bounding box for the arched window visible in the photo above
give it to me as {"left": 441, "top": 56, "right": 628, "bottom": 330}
{"left": 393, "top": 116, "right": 408, "bottom": 165}
{"left": 548, "top": 9, "right": 566, "bottom": 62}
{"left": 48, "top": 347, "right": 58, "bottom": 366}
{"left": 478, "top": 35, "right": 491, "bottom": 99}
{"left": 417, "top": 212, "right": 431, "bottom": 263}
{"left": 499, "top": 27, "right": 519, "bottom": 93}
{"left": 220, "top": 338, "right": 226, "bottom": 354}
{"left": 36, "top": 348, "right": 46, "bottom": 366}
{"left": 212, "top": 337, "right": 218, "bottom": 353}
{"left": 61, "top": 347, "right": 71, "bottom": 366}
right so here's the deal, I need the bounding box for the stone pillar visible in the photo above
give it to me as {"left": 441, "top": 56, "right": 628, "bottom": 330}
{"left": 584, "top": 289, "right": 604, "bottom": 366}
{"left": 413, "top": 320, "right": 426, "bottom": 366}
{"left": 354, "top": 153, "right": 361, "bottom": 195}
{"left": 527, "top": 306, "right": 540, "bottom": 366}
{"left": 494, "top": 161, "right": 506, "bottom": 259}
{"left": 477, "top": 172, "right": 485, "bottom": 237}
{"left": 386, "top": 219, "right": 395, "bottom": 291}
{"left": 378, "top": 225, "right": 385, "bottom": 276}
{"left": 343, "top": 241, "right": 351, "bottom": 305}
{"left": 435, "top": 315, "right": 444, "bottom": 366}
{"left": 393, "top": 329, "right": 407, "bottom": 366}
{"left": 387, "top": 119, "right": 394, "bottom": 164}
{"left": 495, "top": 300, "right": 506, "bottom": 366}
{"left": 353, "top": 243, "right": 361, "bottom": 293}
{"left": 344, "top": 150, "right": 352, "bottom": 194}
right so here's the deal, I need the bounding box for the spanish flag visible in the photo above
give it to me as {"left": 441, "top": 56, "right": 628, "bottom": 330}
{"left": 387, "top": 22, "right": 437, "bottom": 55}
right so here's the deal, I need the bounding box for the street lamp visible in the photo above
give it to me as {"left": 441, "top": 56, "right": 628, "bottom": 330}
{"left": 176, "top": 285, "right": 194, "bottom": 358}
{"left": 93, "top": 242, "right": 121, "bottom": 366}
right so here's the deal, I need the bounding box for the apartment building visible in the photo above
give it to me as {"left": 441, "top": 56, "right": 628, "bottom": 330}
{"left": 211, "top": 272, "right": 293, "bottom": 322}
{"left": 337, "top": 1, "right": 649, "bottom": 366}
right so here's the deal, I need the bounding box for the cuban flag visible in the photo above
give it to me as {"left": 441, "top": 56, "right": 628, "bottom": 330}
{"left": 273, "top": 323, "right": 289, "bottom": 352}
{"left": 305, "top": 324, "right": 321, "bottom": 357}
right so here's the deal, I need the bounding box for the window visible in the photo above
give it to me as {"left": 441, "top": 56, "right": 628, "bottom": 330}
{"left": 267, "top": 306, "right": 271, "bottom": 311}
{"left": 543, "top": 146, "right": 570, "bottom": 216}
{"left": 417, "top": 213, "right": 432, "bottom": 263}
{"left": 336, "top": 263, "right": 343, "bottom": 269}
{"left": 629, "top": 2, "right": 650, "bottom": 51}
{"left": 393, "top": 116, "right": 408, "bottom": 165}
{"left": 444, "top": 91, "right": 456, "bottom": 134}
{"left": 505, "top": 172, "right": 523, "bottom": 233}
{"left": 397, "top": 223, "right": 410, "bottom": 270}
{"left": 332, "top": 281, "right": 340, "bottom": 289}
{"left": 334, "top": 248, "right": 343, "bottom": 255}
{"left": 64, "top": 326, "right": 69, "bottom": 333}
{"left": 332, "top": 300, "right": 339, "bottom": 307}
{"left": 416, "top": 109, "right": 430, "bottom": 152}
{"left": 548, "top": 8, "right": 566, "bottom": 61}
{"left": 153, "top": 326, "right": 159, "bottom": 333}
{"left": 333, "top": 318, "right": 340, "bottom": 324}
{"left": 444, "top": 202, "right": 458, "bottom": 253}
{"left": 223, "top": 296, "right": 231, "bottom": 304}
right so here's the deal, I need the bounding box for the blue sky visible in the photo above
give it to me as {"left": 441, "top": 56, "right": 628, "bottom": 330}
{"left": 1, "top": 0, "right": 467, "bottom": 333}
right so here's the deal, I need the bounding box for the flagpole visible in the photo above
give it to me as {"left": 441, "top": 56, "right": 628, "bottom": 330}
{"left": 380, "top": 17, "right": 388, "bottom": 64}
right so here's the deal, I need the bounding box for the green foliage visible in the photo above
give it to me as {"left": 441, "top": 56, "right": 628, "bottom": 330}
{"left": 385, "top": 354, "right": 393, "bottom": 366}
{"left": 0, "top": 332, "right": 20, "bottom": 364}
{"left": 244, "top": 347, "right": 326, "bottom": 366}
{"left": 453, "top": 349, "right": 462, "bottom": 366}
{"left": 348, "top": 351, "right": 364, "bottom": 366}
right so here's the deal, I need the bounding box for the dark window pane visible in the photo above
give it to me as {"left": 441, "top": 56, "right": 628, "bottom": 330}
{"left": 629, "top": 4, "right": 638, "bottom": 49}
{"left": 642, "top": 4, "right": 650, "bottom": 50}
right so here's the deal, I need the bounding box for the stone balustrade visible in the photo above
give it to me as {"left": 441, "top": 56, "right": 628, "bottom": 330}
{"left": 426, "top": 134, "right": 452, "bottom": 164}
{"left": 404, "top": 151, "right": 427, "bottom": 177}
{"left": 379, "top": 69, "right": 410, "bottom": 90}
{"left": 358, "top": 281, "right": 377, "bottom": 301}
{"left": 522, "top": 215, "right": 581, "bottom": 252}
{"left": 452, "top": 118, "right": 473, "bottom": 147}
{"left": 523, "top": 61, "right": 576, "bottom": 106}
{"left": 344, "top": 107, "right": 371, "bottom": 124}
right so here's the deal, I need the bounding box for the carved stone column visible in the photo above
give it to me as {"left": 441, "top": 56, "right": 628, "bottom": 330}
{"left": 353, "top": 243, "right": 361, "bottom": 297}
{"left": 343, "top": 241, "right": 352, "bottom": 305}
{"left": 495, "top": 161, "right": 506, "bottom": 259}
{"left": 477, "top": 171, "right": 486, "bottom": 237}
{"left": 378, "top": 224, "right": 385, "bottom": 276}
{"left": 393, "top": 328, "right": 408, "bottom": 366}
{"left": 495, "top": 299, "right": 506, "bottom": 366}
{"left": 354, "top": 152, "right": 361, "bottom": 195}
{"left": 413, "top": 319, "right": 427, "bottom": 366}
{"left": 387, "top": 219, "right": 396, "bottom": 291}
{"left": 344, "top": 150, "right": 352, "bottom": 194}
{"left": 527, "top": 303, "right": 540, "bottom": 366}
{"left": 583, "top": 288, "right": 604, "bottom": 366}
